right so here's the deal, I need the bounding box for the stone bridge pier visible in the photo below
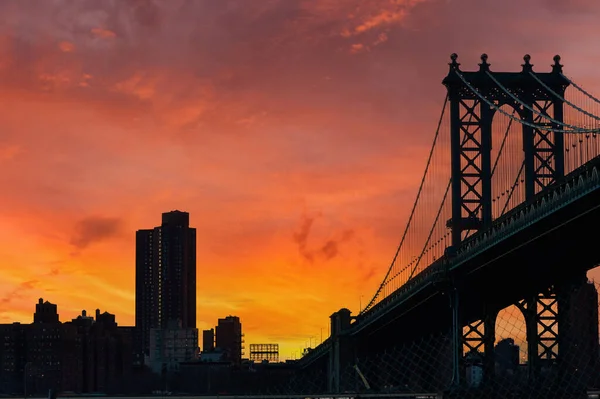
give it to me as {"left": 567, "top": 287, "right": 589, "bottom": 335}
{"left": 328, "top": 308, "right": 354, "bottom": 393}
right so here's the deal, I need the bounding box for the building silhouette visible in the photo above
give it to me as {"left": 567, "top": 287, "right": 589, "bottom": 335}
{"left": 495, "top": 338, "right": 520, "bottom": 375}
{"left": 563, "top": 279, "right": 600, "bottom": 381}
{"left": 23, "top": 298, "right": 77, "bottom": 393}
{"left": 0, "top": 299, "right": 132, "bottom": 395}
{"left": 203, "top": 328, "right": 215, "bottom": 352}
{"left": 135, "top": 210, "right": 197, "bottom": 357}
{"left": 148, "top": 319, "right": 198, "bottom": 373}
{"left": 215, "top": 316, "right": 243, "bottom": 365}
{"left": 465, "top": 350, "right": 483, "bottom": 387}
{"left": 34, "top": 298, "right": 59, "bottom": 323}
{"left": 65, "top": 309, "right": 133, "bottom": 393}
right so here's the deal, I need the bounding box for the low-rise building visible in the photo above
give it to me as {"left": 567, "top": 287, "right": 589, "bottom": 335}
{"left": 149, "top": 319, "right": 198, "bottom": 373}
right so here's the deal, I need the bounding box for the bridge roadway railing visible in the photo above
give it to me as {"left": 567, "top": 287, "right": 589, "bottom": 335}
{"left": 295, "top": 337, "right": 332, "bottom": 367}
{"left": 349, "top": 258, "right": 447, "bottom": 330}
{"left": 297, "top": 154, "right": 600, "bottom": 368}
{"left": 350, "top": 153, "right": 600, "bottom": 332}
{"left": 297, "top": 255, "right": 449, "bottom": 367}
{"left": 450, "top": 153, "right": 600, "bottom": 269}
{"left": 297, "top": 260, "right": 449, "bottom": 367}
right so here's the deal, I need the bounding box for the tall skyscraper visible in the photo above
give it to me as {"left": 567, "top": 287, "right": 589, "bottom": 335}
{"left": 135, "top": 210, "right": 197, "bottom": 356}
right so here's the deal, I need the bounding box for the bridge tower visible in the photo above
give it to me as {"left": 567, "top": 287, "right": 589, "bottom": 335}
{"left": 442, "top": 53, "right": 572, "bottom": 387}
{"left": 443, "top": 52, "right": 568, "bottom": 246}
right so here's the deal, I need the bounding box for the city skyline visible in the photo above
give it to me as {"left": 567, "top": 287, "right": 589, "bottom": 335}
{"left": 2, "top": 0, "right": 600, "bottom": 359}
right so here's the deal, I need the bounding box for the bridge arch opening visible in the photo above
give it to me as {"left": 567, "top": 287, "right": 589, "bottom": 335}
{"left": 490, "top": 104, "right": 525, "bottom": 220}
{"left": 495, "top": 304, "right": 527, "bottom": 371}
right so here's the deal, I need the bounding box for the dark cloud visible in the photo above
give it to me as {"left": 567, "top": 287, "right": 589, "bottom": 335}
{"left": 319, "top": 229, "right": 354, "bottom": 261}
{"left": 293, "top": 213, "right": 354, "bottom": 263}
{"left": 70, "top": 216, "right": 123, "bottom": 249}
{"left": 293, "top": 213, "right": 318, "bottom": 263}
{"left": 131, "top": 0, "right": 164, "bottom": 29}
{"left": 319, "top": 240, "right": 338, "bottom": 261}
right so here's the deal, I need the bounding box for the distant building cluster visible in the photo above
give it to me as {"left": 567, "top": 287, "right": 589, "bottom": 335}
{"left": 0, "top": 299, "right": 132, "bottom": 394}
{"left": 465, "top": 281, "right": 600, "bottom": 388}
{"left": 0, "top": 211, "right": 286, "bottom": 396}
{"left": 200, "top": 316, "right": 244, "bottom": 365}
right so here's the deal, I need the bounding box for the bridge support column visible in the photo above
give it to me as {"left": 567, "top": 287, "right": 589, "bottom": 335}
{"left": 464, "top": 308, "right": 497, "bottom": 384}
{"left": 518, "top": 271, "right": 597, "bottom": 392}
{"left": 522, "top": 92, "right": 565, "bottom": 197}
{"left": 450, "top": 288, "right": 462, "bottom": 387}
{"left": 328, "top": 308, "right": 354, "bottom": 394}
{"left": 558, "top": 273, "right": 599, "bottom": 391}
{"left": 517, "top": 288, "right": 558, "bottom": 380}
{"left": 447, "top": 55, "right": 494, "bottom": 247}
{"left": 450, "top": 288, "right": 498, "bottom": 389}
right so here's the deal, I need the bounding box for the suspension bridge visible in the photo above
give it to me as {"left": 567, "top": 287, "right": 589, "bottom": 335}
{"left": 264, "top": 54, "right": 600, "bottom": 399}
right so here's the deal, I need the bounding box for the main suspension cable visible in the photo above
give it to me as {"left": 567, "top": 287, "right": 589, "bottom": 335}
{"left": 561, "top": 74, "right": 600, "bottom": 105}
{"left": 455, "top": 71, "right": 600, "bottom": 134}
{"left": 406, "top": 178, "right": 451, "bottom": 281}
{"left": 529, "top": 72, "right": 600, "bottom": 121}
{"left": 500, "top": 161, "right": 525, "bottom": 216}
{"left": 361, "top": 94, "right": 448, "bottom": 314}
{"left": 491, "top": 111, "right": 515, "bottom": 177}
{"left": 485, "top": 71, "right": 598, "bottom": 133}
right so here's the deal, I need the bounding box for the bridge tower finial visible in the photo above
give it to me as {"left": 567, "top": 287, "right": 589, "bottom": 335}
{"left": 479, "top": 53, "right": 490, "bottom": 72}
{"left": 449, "top": 53, "right": 460, "bottom": 71}
{"left": 552, "top": 55, "right": 563, "bottom": 74}
{"left": 522, "top": 54, "right": 533, "bottom": 72}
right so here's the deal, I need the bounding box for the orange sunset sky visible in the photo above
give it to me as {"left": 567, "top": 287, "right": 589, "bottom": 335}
{"left": 1, "top": 0, "right": 600, "bottom": 359}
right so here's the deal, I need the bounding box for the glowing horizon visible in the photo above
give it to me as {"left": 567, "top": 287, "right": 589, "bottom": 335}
{"left": 2, "top": 0, "right": 600, "bottom": 360}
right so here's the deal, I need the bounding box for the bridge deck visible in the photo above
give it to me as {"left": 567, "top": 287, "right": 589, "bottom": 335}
{"left": 300, "top": 154, "right": 600, "bottom": 364}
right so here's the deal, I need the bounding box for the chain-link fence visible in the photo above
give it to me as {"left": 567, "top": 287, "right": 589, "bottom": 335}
{"left": 160, "top": 278, "right": 600, "bottom": 397}
{"left": 260, "top": 363, "right": 328, "bottom": 396}
{"left": 261, "top": 278, "right": 600, "bottom": 398}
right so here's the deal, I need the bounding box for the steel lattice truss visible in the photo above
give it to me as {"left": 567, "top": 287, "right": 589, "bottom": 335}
{"left": 530, "top": 100, "right": 560, "bottom": 193}
{"left": 454, "top": 98, "right": 487, "bottom": 239}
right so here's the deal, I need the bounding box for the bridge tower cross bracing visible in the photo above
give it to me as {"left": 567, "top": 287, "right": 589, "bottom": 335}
{"left": 442, "top": 53, "right": 570, "bottom": 386}
{"left": 443, "top": 53, "right": 568, "bottom": 245}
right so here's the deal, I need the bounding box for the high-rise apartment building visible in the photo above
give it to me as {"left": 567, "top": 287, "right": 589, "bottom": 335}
{"left": 135, "top": 211, "right": 197, "bottom": 356}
